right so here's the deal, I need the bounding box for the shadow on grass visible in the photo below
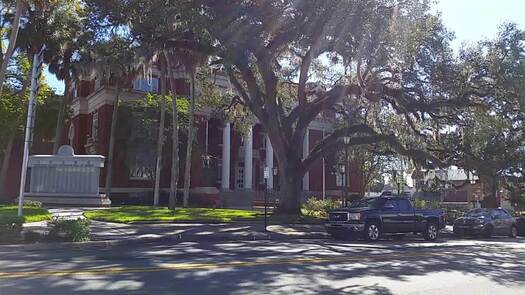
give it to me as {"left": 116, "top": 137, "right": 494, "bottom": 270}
{"left": 84, "top": 206, "right": 263, "bottom": 223}
{"left": 85, "top": 206, "right": 324, "bottom": 225}
{"left": 0, "top": 206, "right": 51, "bottom": 223}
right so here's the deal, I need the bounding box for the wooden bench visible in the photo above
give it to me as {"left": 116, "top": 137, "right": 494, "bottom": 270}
{"left": 251, "top": 199, "right": 279, "bottom": 210}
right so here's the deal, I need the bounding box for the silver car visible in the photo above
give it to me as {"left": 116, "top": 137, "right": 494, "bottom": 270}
{"left": 453, "top": 208, "right": 518, "bottom": 238}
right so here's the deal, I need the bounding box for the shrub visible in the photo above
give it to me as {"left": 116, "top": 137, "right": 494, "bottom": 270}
{"left": 412, "top": 199, "right": 441, "bottom": 209}
{"left": 444, "top": 209, "right": 468, "bottom": 225}
{"left": 48, "top": 218, "right": 90, "bottom": 242}
{"left": 12, "top": 199, "right": 43, "bottom": 208}
{"left": 0, "top": 215, "right": 24, "bottom": 242}
{"left": 302, "top": 197, "right": 340, "bottom": 219}
{"left": 23, "top": 200, "right": 43, "bottom": 208}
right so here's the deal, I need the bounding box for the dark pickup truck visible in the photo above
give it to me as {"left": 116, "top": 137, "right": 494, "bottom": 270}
{"left": 325, "top": 196, "right": 446, "bottom": 241}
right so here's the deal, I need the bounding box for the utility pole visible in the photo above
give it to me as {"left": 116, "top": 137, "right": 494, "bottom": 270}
{"left": 18, "top": 46, "right": 45, "bottom": 217}
{"left": 263, "top": 166, "right": 269, "bottom": 232}
{"left": 343, "top": 136, "right": 350, "bottom": 206}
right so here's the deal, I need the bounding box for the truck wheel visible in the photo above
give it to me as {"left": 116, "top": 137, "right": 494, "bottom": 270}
{"left": 365, "top": 222, "right": 381, "bottom": 242}
{"left": 423, "top": 222, "right": 439, "bottom": 241}
{"left": 509, "top": 225, "right": 518, "bottom": 238}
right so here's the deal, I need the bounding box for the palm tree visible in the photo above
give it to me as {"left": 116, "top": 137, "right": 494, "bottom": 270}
{"left": 87, "top": 37, "right": 137, "bottom": 200}
{"left": 181, "top": 45, "right": 206, "bottom": 208}
{"left": 47, "top": 1, "right": 87, "bottom": 153}
{"left": 0, "top": 0, "right": 24, "bottom": 98}
{"left": 164, "top": 50, "right": 180, "bottom": 210}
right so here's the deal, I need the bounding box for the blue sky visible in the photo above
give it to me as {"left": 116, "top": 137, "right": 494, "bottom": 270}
{"left": 435, "top": 0, "right": 525, "bottom": 49}
{"left": 44, "top": 0, "right": 525, "bottom": 94}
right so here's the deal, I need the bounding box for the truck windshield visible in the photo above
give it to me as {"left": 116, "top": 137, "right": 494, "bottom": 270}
{"left": 350, "top": 198, "right": 383, "bottom": 209}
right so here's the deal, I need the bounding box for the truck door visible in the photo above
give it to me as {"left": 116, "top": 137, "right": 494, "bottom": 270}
{"left": 397, "top": 199, "right": 415, "bottom": 233}
{"left": 382, "top": 199, "right": 402, "bottom": 233}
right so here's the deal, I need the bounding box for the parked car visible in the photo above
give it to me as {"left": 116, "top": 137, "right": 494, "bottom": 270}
{"left": 325, "top": 196, "right": 446, "bottom": 241}
{"left": 453, "top": 208, "right": 518, "bottom": 238}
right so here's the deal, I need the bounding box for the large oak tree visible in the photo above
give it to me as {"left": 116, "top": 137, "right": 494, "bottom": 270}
{"left": 84, "top": 0, "right": 488, "bottom": 214}
{"left": 183, "top": 0, "right": 479, "bottom": 214}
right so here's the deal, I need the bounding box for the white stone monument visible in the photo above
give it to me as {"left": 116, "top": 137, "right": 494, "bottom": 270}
{"left": 24, "top": 145, "right": 110, "bottom": 206}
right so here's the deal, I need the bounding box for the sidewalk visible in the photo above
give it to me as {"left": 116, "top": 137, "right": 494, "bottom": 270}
{"left": 89, "top": 220, "right": 329, "bottom": 243}
{"left": 13, "top": 208, "right": 455, "bottom": 251}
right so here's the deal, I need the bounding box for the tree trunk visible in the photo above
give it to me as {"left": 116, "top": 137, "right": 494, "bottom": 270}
{"left": 482, "top": 176, "right": 498, "bottom": 208}
{"left": 103, "top": 81, "right": 121, "bottom": 200}
{"left": 0, "top": 0, "right": 24, "bottom": 98}
{"left": 273, "top": 143, "right": 304, "bottom": 215}
{"left": 0, "top": 134, "right": 15, "bottom": 196}
{"left": 491, "top": 176, "right": 499, "bottom": 207}
{"left": 52, "top": 73, "right": 72, "bottom": 153}
{"left": 276, "top": 164, "right": 303, "bottom": 215}
{"left": 153, "top": 59, "right": 168, "bottom": 206}
{"left": 165, "top": 52, "right": 179, "bottom": 210}
{"left": 182, "top": 68, "right": 196, "bottom": 207}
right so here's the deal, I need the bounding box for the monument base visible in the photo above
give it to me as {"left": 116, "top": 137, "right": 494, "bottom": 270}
{"left": 24, "top": 193, "right": 111, "bottom": 207}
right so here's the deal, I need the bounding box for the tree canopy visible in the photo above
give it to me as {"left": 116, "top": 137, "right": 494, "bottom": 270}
{"left": 78, "top": 0, "right": 525, "bottom": 213}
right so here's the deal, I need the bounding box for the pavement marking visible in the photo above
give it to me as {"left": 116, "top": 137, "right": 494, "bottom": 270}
{"left": 0, "top": 251, "right": 469, "bottom": 279}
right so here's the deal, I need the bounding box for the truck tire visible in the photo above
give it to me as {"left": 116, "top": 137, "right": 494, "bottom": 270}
{"left": 365, "top": 222, "right": 381, "bottom": 242}
{"left": 423, "top": 222, "right": 439, "bottom": 241}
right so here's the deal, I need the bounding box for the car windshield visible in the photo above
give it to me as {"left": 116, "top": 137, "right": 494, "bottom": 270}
{"left": 350, "top": 198, "right": 384, "bottom": 209}
{"left": 466, "top": 209, "right": 490, "bottom": 218}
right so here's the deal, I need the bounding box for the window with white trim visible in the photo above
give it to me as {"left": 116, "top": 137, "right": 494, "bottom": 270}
{"left": 133, "top": 78, "right": 159, "bottom": 93}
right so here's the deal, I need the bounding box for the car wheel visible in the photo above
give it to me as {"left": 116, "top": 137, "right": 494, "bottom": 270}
{"left": 509, "top": 225, "right": 518, "bottom": 238}
{"left": 365, "top": 222, "right": 381, "bottom": 242}
{"left": 423, "top": 222, "right": 439, "bottom": 241}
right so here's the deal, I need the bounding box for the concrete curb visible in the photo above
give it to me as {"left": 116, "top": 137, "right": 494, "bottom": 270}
{"left": 0, "top": 231, "right": 493, "bottom": 253}
{"left": 109, "top": 220, "right": 324, "bottom": 225}
{"left": 0, "top": 232, "right": 331, "bottom": 252}
{"left": 2, "top": 222, "right": 454, "bottom": 252}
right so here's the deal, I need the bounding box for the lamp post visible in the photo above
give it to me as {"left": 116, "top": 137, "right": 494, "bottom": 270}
{"left": 263, "top": 166, "right": 278, "bottom": 232}
{"left": 343, "top": 136, "right": 350, "bottom": 206}
{"left": 338, "top": 164, "right": 346, "bottom": 206}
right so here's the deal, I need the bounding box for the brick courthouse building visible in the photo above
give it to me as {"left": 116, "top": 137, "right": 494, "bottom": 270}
{"left": 4, "top": 64, "right": 364, "bottom": 206}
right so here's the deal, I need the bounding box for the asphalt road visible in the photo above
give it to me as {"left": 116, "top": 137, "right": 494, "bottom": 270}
{"left": 0, "top": 235, "right": 524, "bottom": 295}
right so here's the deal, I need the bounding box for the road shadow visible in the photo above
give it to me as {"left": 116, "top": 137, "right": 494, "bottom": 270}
{"left": 0, "top": 236, "right": 523, "bottom": 294}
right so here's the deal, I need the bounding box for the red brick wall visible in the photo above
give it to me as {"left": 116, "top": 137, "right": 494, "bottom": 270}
{"left": 308, "top": 130, "right": 324, "bottom": 192}
{"left": 2, "top": 139, "right": 53, "bottom": 201}
{"left": 70, "top": 114, "right": 89, "bottom": 154}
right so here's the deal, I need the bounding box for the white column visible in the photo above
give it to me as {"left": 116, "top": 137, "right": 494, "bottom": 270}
{"left": 244, "top": 126, "right": 253, "bottom": 190}
{"left": 221, "top": 122, "right": 231, "bottom": 190}
{"left": 265, "top": 135, "right": 274, "bottom": 189}
{"left": 302, "top": 129, "right": 309, "bottom": 191}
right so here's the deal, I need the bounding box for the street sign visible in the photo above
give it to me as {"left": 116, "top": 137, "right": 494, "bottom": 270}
{"left": 264, "top": 167, "right": 269, "bottom": 179}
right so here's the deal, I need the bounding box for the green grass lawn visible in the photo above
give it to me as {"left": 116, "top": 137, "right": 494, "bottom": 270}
{"left": 0, "top": 206, "right": 52, "bottom": 224}
{"left": 84, "top": 206, "right": 263, "bottom": 223}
